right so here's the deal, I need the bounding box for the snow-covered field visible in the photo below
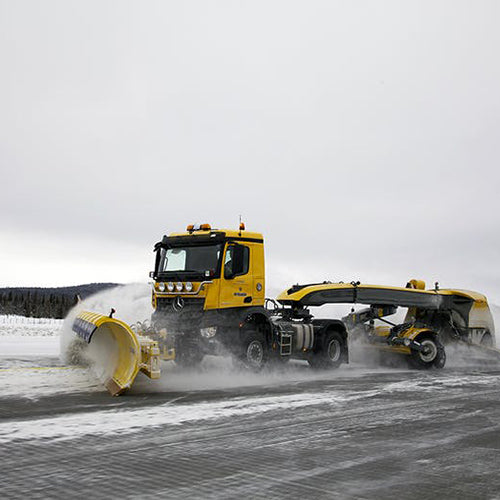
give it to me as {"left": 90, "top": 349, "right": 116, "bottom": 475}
{"left": 0, "top": 314, "right": 60, "bottom": 352}
{"left": 0, "top": 315, "right": 61, "bottom": 353}
{"left": 0, "top": 335, "right": 59, "bottom": 355}
{"left": 0, "top": 314, "right": 102, "bottom": 398}
{"left": 0, "top": 316, "right": 58, "bottom": 342}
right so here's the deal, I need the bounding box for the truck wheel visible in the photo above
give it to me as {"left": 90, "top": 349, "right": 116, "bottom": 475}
{"left": 240, "top": 331, "right": 267, "bottom": 371}
{"left": 408, "top": 335, "right": 446, "bottom": 370}
{"left": 309, "top": 331, "right": 344, "bottom": 370}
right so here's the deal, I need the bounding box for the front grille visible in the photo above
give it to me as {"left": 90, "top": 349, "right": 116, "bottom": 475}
{"left": 153, "top": 297, "right": 205, "bottom": 331}
{"left": 155, "top": 297, "right": 205, "bottom": 313}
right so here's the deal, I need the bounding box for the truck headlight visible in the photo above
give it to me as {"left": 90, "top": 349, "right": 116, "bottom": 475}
{"left": 176, "top": 282, "right": 183, "bottom": 292}
{"left": 201, "top": 327, "right": 217, "bottom": 338}
{"left": 403, "top": 338, "right": 411, "bottom": 346}
{"left": 167, "top": 282, "right": 175, "bottom": 292}
{"left": 185, "top": 282, "right": 193, "bottom": 292}
{"left": 158, "top": 282, "right": 165, "bottom": 292}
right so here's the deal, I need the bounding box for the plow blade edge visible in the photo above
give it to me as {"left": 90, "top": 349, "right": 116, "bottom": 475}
{"left": 72, "top": 311, "right": 161, "bottom": 396}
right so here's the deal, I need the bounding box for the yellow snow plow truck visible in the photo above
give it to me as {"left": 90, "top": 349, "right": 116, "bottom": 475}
{"left": 71, "top": 224, "right": 495, "bottom": 395}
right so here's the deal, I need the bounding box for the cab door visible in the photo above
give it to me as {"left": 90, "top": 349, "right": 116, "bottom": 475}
{"left": 219, "top": 243, "right": 253, "bottom": 309}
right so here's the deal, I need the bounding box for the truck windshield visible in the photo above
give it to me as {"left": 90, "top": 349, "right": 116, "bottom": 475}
{"left": 158, "top": 244, "right": 222, "bottom": 276}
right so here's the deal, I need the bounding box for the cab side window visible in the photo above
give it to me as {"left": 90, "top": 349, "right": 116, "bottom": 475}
{"left": 224, "top": 244, "right": 249, "bottom": 279}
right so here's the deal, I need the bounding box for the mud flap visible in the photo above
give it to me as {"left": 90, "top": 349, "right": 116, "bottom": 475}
{"left": 72, "top": 311, "right": 160, "bottom": 396}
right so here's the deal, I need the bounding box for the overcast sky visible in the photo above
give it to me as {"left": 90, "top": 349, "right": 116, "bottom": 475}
{"left": 1, "top": 1, "right": 499, "bottom": 301}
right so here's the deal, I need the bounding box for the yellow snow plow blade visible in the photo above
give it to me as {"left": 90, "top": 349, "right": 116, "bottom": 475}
{"left": 72, "top": 311, "right": 161, "bottom": 396}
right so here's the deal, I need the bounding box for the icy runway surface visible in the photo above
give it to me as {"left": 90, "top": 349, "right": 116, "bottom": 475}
{"left": 2, "top": 312, "right": 500, "bottom": 499}
{"left": 2, "top": 363, "right": 500, "bottom": 498}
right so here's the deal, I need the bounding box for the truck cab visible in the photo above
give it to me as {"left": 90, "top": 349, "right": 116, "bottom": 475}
{"left": 150, "top": 224, "right": 270, "bottom": 363}
{"left": 150, "top": 223, "right": 349, "bottom": 370}
{"left": 151, "top": 223, "right": 265, "bottom": 314}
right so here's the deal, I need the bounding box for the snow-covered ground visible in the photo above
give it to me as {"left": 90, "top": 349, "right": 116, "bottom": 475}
{"left": 0, "top": 335, "right": 58, "bottom": 356}
{"left": 0, "top": 314, "right": 62, "bottom": 329}
{"left": 0, "top": 315, "right": 61, "bottom": 355}
{"left": 0, "top": 313, "right": 101, "bottom": 397}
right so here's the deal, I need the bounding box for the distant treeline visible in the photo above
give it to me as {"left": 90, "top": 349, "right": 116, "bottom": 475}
{"left": 0, "top": 283, "right": 120, "bottom": 319}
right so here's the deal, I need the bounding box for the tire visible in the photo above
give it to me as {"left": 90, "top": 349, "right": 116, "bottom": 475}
{"left": 174, "top": 336, "right": 204, "bottom": 368}
{"left": 309, "top": 330, "right": 344, "bottom": 370}
{"left": 408, "top": 335, "right": 446, "bottom": 370}
{"left": 239, "top": 330, "right": 267, "bottom": 371}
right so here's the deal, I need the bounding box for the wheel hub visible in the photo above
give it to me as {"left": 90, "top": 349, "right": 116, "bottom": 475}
{"left": 247, "top": 340, "right": 264, "bottom": 367}
{"left": 327, "top": 339, "right": 341, "bottom": 362}
{"left": 419, "top": 339, "right": 438, "bottom": 362}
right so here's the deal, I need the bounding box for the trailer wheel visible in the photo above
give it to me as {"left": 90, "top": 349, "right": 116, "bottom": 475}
{"left": 408, "top": 335, "right": 446, "bottom": 370}
{"left": 240, "top": 331, "right": 267, "bottom": 371}
{"left": 309, "top": 331, "right": 344, "bottom": 370}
